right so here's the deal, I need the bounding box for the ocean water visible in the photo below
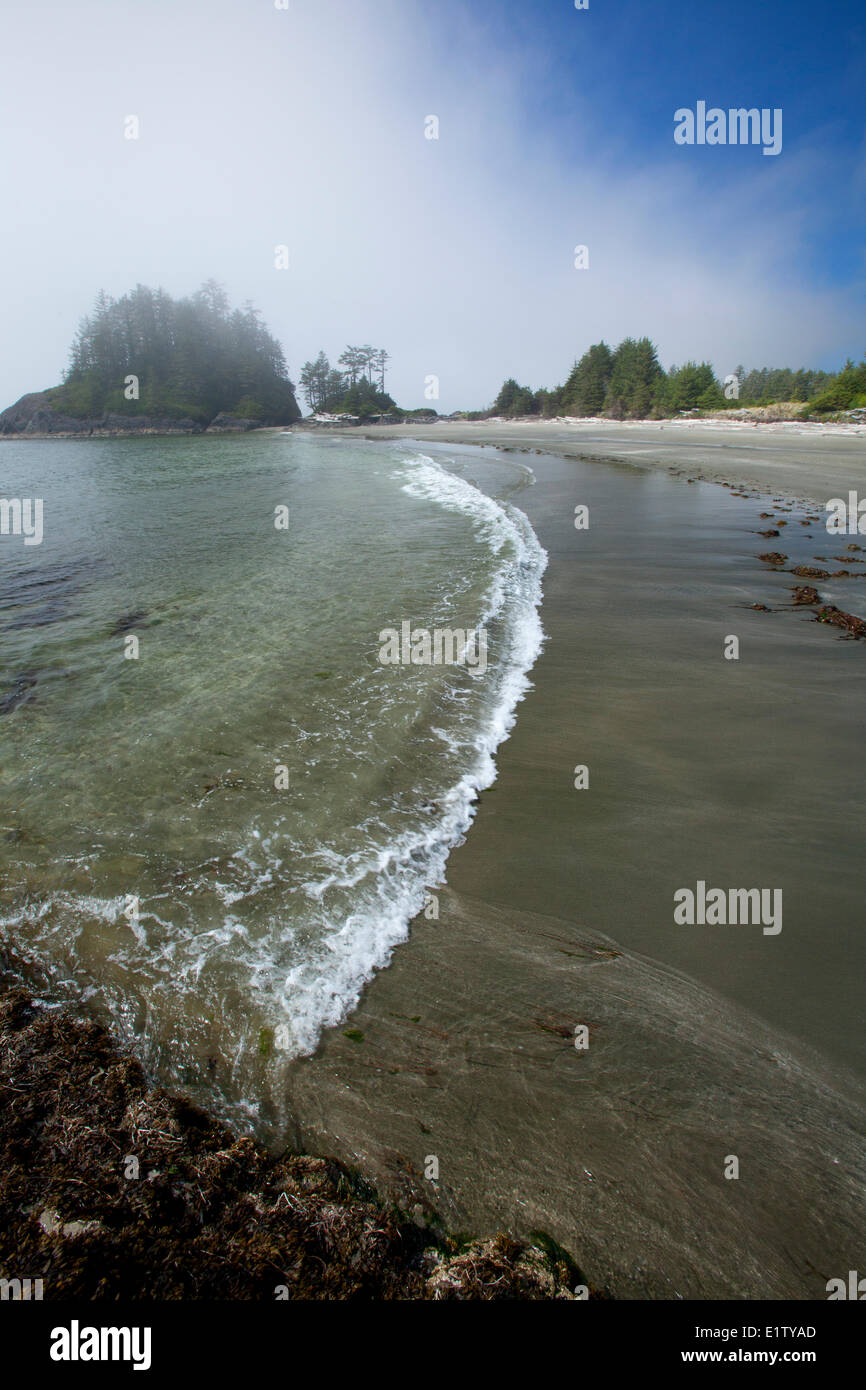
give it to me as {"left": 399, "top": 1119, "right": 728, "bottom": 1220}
{"left": 0, "top": 431, "right": 546, "bottom": 1126}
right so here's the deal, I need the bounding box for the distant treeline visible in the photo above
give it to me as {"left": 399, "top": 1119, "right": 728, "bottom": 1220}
{"left": 56, "top": 281, "right": 301, "bottom": 424}
{"left": 488, "top": 339, "right": 866, "bottom": 419}
{"left": 22, "top": 293, "right": 866, "bottom": 431}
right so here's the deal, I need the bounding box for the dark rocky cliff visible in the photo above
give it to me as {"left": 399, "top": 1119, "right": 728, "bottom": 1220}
{"left": 0, "top": 390, "right": 272, "bottom": 438}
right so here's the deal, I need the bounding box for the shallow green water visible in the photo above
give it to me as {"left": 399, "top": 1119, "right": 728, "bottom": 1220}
{"left": 0, "top": 431, "right": 546, "bottom": 1125}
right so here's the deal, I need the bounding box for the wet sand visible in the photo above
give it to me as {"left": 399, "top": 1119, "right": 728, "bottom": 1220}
{"left": 335, "top": 417, "right": 866, "bottom": 508}
{"left": 281, "top": 429, "right": 866, "bottom": 1299}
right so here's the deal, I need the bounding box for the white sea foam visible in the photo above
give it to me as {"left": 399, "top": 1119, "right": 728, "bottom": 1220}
{"left": 261, "top": 453, "right": 548, "bottom": 1055}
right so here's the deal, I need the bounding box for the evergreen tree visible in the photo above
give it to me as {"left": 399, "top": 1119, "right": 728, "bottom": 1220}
{"left": 661, "top": 362, "right": 724, "bottom": 413}
{"left": 561, "top": 342, "right": 613, "bottom": 415}
{"left": 603, "top": 337, "right": 663, "bottom": 418}
{"left": 375, "top": 349, "right": 390, "bottom": 393}
{"left": 302, "top": 346, "right": 394, "bottom": 413}
{"left": 321, "top": 369, "right": 350, "bottom": 411}
{"left": 738, "top": 364, "right": 836, "bottom": 405}
{"left": 338, "top": 347, "right": 365, "bottom": 386}
{"left": 808, "top": 355, "right": 866, "bottom": 412}
{"left": 359, "top": 346, "right": 378, "bottom": 383}
{"left": 337, "top": 377, "right": 397, "bottom": 419}
{"left": 493, "top": 379, "right": 521, "bottom": 413}
{"left": 492, "top": 378, "right": 538, "bottom": 416}
{"left": 299, "top": 351, "right": 333, "bottom": 412}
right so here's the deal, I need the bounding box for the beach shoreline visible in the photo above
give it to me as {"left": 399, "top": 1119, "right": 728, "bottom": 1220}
{"left": 275, "top": 428, "right": 866, "bottom": 1299}
{"left": 319, "top": 417, "right": 866, "bottom": 509}
{"left": 3, "top": 424, "right": 863, "bottom": 1300}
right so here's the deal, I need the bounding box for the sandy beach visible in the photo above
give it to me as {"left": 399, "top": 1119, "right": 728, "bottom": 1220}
{"left": 278, "top": 422, "right": 866, "bottom": 1299}
{"left": 336, "top": 416, "right": 866, "bottom": 506}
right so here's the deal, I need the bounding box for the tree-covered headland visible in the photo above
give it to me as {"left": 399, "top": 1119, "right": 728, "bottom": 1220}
{"left": 50, "top": 280, "right": 302, "bottom": 425}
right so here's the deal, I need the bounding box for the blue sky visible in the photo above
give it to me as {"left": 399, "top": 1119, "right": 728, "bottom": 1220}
{"left": 467, "top": 0, "right": 864, "bottom": 162}
{"left": 436, "top": 0, "right": 866, "bottom": 293}
{"left": 0, "top": 0, "right": 863, "bottom": 411}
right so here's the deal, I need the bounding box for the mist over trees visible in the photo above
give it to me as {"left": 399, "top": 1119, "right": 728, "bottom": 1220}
{"left": 299, "top": 346, "right": 396, "bottom": 418}
{"left": 10, "top": 284, "right": 864, "bottom": 430}
{"left": 58, "top": 281, "right": 301, "bottom": 424}
{"left": 489, "top": 339, "right": 863, "bottom": 419}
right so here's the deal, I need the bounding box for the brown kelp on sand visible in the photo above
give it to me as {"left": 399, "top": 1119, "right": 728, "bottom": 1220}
{"left": 0, "top": 977, "right": 589, "bottom": 1300}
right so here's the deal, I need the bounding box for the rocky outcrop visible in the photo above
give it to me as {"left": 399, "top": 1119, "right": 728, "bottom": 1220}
{"left": 0, "top": 392, "right": 65, "bottom": 433}
{"left": 0, "top": 391, "right": 271, "bottom": 439}
{"left": 204, "top": 413, "right": 264, "bottom": 433}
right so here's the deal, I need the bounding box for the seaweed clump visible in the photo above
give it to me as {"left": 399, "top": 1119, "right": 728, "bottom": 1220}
{"left": 814, "top": 605, "right": 866, "bottom": 639}
{"left": 0, "top": 984, "right": 588, "bottom": 1301}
